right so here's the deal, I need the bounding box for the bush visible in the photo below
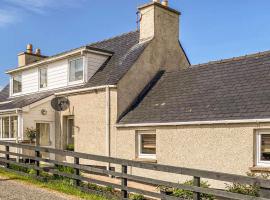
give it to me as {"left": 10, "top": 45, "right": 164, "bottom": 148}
{"left": 159, "top": 179, "right": 214, "bottom": 200}
{"left": 226, "top": 183, "right": 259, "bottom": 197}
{"left": 9, "top": 164, "right": 30, "bottom": 173}
{"left": 129, "top": 193, "right": 145, "bottom": 200}
{"left": 66, "top": 144, "right": 75, "bottom": 151}
{"left": 25, "top": 128, "right": 37, "bottom": 143}
{"left": 225, "top": 172, "right": 269, "bottom": 197}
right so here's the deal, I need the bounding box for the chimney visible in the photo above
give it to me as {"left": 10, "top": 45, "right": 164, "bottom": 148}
{"left": 18, "top": 44, "right": 46, "bottom": 67}
{"left": 138, "top": 0, "right": 180, "bottom": 42}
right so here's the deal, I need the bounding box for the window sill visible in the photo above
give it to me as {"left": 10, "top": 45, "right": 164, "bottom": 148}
{"left": 250, "top": 166, "right": 270, "bottom": 173}
{"left": 133, "top": 158, "right": 157, "bottom": 163}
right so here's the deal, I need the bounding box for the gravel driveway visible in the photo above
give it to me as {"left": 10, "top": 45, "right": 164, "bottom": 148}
{"left": 0, "top": 176, "right": 80, "bottom": 200}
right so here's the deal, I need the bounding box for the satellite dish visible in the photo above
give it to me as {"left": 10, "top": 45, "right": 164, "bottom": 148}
{"left": 51, "top": 97, "right": 70, "bottom": 111}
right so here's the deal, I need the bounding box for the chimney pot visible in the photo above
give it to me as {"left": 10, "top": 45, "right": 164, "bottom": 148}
{"left": 26, "top": 44, "right": 33, "bottom": 54}
{"left": 153, "top": 0, "right": 160, "bottom": 3}
{"left": 35, "top": 48, "right": 41, "bottom": 55}
{"left": 162, "top": 0, "right": 168, "bottom": 6}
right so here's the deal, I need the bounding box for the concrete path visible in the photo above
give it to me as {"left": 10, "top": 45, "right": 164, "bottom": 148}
{"left": 0, "top": 176, "right": 80, "bottom": 200}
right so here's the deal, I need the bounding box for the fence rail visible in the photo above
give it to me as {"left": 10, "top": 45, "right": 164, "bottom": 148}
{"left": 0, "top": 141, "right": 270, "bottom": 200}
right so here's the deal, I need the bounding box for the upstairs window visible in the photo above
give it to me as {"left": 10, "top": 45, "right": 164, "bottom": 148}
{"left": 13, "top": 75, "right": 22, "bottom": 94}
{"left": 256, "top": 130, "right": 270, "bottom": 166}
{"left": 137, "top": 130, "right": 156, "bottom": 159}
{"left": 39, "top": 68, "right": 47, "bottom": 89}
{"left": 69, "top": 58, "right": 83, "bottom": 83}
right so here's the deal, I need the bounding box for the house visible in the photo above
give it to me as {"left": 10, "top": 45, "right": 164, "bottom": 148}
{"left": 1, "top": 0, "right": 270, "bottom": 184}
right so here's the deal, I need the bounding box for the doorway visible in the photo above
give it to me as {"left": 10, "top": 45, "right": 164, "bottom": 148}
{"left": 36, "top": 123, "right": 51, "bottom": 147}
{"left": 66, "top": 116, "right": 75, "bottom": 149}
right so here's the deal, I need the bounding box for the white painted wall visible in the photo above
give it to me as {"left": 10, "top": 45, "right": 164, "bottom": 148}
{"left": 11, "top": 53, "right": 109, "bottom": 97}
{"left": 22, "top": 68, "right": 38, "bottom": 94}
{"left": 47, "top": 59, "right": 68, "bottom": 90}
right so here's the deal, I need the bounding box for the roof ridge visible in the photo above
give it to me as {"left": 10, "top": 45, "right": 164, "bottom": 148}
{"left": 88, "top": 30, "right": 138, "bottom": 46}
{"left": 192, "top": 49, "right": 270, "bottom": 68}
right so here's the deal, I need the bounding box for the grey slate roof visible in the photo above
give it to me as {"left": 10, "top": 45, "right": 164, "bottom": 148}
{"left": 0, "top": 31, "right": 150, "bottom": 111}
{"left": 119, "top": 51, "right": 270, "bottom": 124}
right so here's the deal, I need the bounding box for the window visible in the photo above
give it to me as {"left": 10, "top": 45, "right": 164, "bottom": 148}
{"left": 39, "top": 68, "right": 47, "bottom": 89}
{"left": 69, "top": 58, "right": 83, "bottom": 82}
{"left": 256, "top": 130, "right": 270, "bottom": 166}
{"left": 13, "top": 75, "right": 22, "bottom": 94}
{"left": 137, "top": 130, "right": 156, "bottom": 159}
{"left": 0, "top": 116, "right": 18, "bottom": 139}
{"left": 36, "top": 123, "right": 51, "bottom": 146}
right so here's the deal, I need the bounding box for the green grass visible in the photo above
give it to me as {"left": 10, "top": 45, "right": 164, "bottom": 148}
{"left": 0, "top": 167, "right": 109, "bottom": 200}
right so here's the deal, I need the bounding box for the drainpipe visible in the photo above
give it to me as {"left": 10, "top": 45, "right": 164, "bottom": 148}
{"left": 105, "top": 86, "right": 111, "bottom": 170}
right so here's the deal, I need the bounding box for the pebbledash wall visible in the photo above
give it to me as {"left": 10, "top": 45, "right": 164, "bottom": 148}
{"left": 55, "top": 88, "right": 118, "bottom": 165}
{"left": 115, "top": 123, "right": 268, "bottom": 187}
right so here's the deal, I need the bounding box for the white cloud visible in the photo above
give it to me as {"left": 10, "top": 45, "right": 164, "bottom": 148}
{"left": 0, "top": 8, "right": 19, "bottom": 27}
{"left": 0, "top": 0, "right": 85, "bottom": 26}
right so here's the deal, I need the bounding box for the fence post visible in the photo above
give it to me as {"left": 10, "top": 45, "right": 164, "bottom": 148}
{"left": 193, "top": 176, "right": 201, "bottom": 200}
{"left": 74, "top": 157, "right": 80, "bottom": 186}
{"left": 121, "top": 165, "right": 128, "bottom": 199}
{"left": 35, "top": 148, "right": 40, "bottom": 177}
{"left": 260, "top": 187, "right": 270, "bottom": 198}
{"left": 5, "top": 145, "right": 10, "bottom": 169}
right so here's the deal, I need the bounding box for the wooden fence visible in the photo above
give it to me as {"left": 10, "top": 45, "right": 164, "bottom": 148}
{"left": 0, "top": 141, "right": 270, "bottom": 200}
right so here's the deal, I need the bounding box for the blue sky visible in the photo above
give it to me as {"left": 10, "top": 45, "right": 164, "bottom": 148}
{"left": 0, "top": 0, "right": 270, "bottom": 89}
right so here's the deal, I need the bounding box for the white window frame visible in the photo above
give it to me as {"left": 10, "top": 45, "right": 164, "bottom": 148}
{"left": 0, "top": 115, "right": 18, "bottom": 140}
{"left": 38, "top": 67, "right": 48, "bottom": 90}
{"left": 137, "top": 130, "right": 156, "bottom": 159}
{"left": 68, "top": 57, "right": 85, "bottom": 85}
{"left": 11, "top": 74, "right": 22, "bottom": 95}
{"left": 256, "top": 130, "right": 270, "bottom": 166}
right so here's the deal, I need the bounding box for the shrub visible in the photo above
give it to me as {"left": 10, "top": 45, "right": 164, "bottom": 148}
{"left": 66, "top": 144, "right": 74, "bottom": 151}
{"left": 25, "top": 128, "right": 37, "bottom": 143}
{"left": 226, "top": 183, "right": 259, "bottom": 197}
{"left": 129, "top": 193, "right": 145, "bottom": 200}
{"left": 159, "top": 179, "right": 214, "bottom": 200}
{"left": 9, "top": 164, "right": 30, "bottom": 173}
{"left": 225, "top": 172, "right": 269, "bottom": 197}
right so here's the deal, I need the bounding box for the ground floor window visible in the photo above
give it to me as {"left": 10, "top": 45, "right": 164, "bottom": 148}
{"left": 36, "top": 123, "right": 51, "bottom": 146}
{"left": 256, "top": 130, "right": 270, "bottom": 166}
{"left": 0, "top": 116, "right": 18, "bottom": 139}
{"left": 137, "top": 130, "right": 156, "bottom": 159}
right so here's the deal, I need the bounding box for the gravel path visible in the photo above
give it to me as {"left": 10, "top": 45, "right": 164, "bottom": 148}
{"left": 0, "top": 176, "right": 80, "bottom": 200}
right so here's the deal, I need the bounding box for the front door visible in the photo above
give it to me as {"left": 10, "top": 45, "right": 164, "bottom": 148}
{"left": 67, "top": 117, "right": 75, "bottom": 148}
{"left": 36, "top": 123, "right": 51, "bottom": 147}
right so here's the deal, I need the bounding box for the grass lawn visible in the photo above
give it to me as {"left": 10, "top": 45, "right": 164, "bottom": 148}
{"left": 0, "top": 167, "right": 109, "bottom": 200}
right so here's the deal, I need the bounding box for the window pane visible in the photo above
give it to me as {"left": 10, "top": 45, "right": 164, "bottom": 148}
{"left": 2, "top": 117, "right": 9, "bottom": 138}
{"left": 141, "top": 134, "right": 156, "bottom": 154}
{"left": 13, "top": 75, "right": 22, "bottom": 94}
{"left": 36, "top": 123, "right": 50, "bottom": 146}
{"left": 10, "top": 116, "right": 18, "bottom": 138}
{"left": 261, "top": 134, "right": 270, "bottom": 161}
{"left": 69, "top": 58, "right": 83, "bottom": 82}
{"left": 39, "top": 68, "right": 47, "bottom": 88}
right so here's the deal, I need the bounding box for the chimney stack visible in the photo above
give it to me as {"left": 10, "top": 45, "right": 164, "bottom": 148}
{"left": 18, "top": 44, "right": 46, "bottom": 67}
{"left": 138, "top": 0, "right": 180, "bottom": 42}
